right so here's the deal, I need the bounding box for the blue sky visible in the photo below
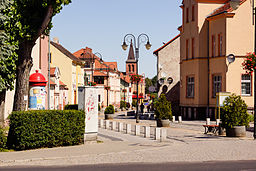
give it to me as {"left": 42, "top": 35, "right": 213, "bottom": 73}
{"left": 50, "top": 0, "right": 182, "bottom": 78}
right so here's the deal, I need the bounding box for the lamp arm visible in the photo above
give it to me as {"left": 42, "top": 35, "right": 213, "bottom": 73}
{"left": 124, "top": 34, "right": 137, "bottom": 48}
{"left": 137, "top": 33, "right": 150, "bottom": 49}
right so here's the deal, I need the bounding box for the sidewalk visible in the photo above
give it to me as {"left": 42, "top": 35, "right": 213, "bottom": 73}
{"left": 0, "top": 111, "right": 256, "bottom": 167}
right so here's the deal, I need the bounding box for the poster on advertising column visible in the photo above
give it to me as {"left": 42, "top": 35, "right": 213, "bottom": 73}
{"left": 84, "top": 87, "right": 98, "bottom": 139}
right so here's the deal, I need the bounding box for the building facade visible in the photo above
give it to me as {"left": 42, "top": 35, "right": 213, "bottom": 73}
{"left": 180, "top": 0, "right": 254, "bottom": 120}
{"left": 153, "top": 34, "right": 180, "bottom": 116}
{"left": 50, "top": 38, "right": 84, "bottom": 105}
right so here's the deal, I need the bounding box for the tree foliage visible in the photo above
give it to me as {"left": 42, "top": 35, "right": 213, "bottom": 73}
{"left": 154, "top": 94, "right": 172, "bottom": 120}
{"left": 0, "top": 0, "right": 18, "bottom": 92}
{"left": 221, "top": 94, "right": 250, "bottom": 128}
{"left": 3, "top": 0, "right": 72, "bottom": 111}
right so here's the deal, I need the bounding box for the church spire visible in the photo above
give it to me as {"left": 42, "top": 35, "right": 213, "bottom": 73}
{"left": 127, "top": 40, "right": 136, "bottom": 61}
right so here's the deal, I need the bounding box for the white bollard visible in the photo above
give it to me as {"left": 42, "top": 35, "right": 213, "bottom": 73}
{"left": 206, "top": 118, "right": 211, "bottom": 125}
{"left": 216, "top": 119, "right": 220, "bottom": 125}
{"left": 126, "top": 124, "right": 131, "bottom": 134}
{"left": 172, "top": 116, "right": 175, "bottom": 122}
{"left": 100, "top": 119, "right": 104, "bottom": 128}
{"left": 135, "top": 125, "right": 140, "bottom": 136}
{"left": 178, "top": 116, "right": 182, "bottom": 123}
{"left": 161, "top": 128, "right": 167, "bottom": 142}
{"left": 155, "top": 127, "right": 161, "bottom": 141}
{"left": 145, "top": 126, "right": 150, "bottom": 138}
{"left": 112, "top": 121, "right": 116, "bottom": 131}
{"left": 118, "top": 122, "right": 123, "bottom": 132}
{"left": 106, "top": 120, "right": 110, "bottom": 129}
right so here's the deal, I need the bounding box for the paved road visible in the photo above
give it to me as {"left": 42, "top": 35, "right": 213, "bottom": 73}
{"left": 1, "top": 160, "right": 256, "bottom": 171}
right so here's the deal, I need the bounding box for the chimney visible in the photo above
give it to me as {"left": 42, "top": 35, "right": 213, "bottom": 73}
{"left": 53, "top": 37, "right": 59, "bottom": 44}
{"left": 84, "top": 47, "right": 92, "bottom": 53}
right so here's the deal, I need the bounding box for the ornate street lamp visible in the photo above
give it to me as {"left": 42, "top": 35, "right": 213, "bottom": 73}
{"left": 122, "top": 33, "right": 151, "bottom": 123}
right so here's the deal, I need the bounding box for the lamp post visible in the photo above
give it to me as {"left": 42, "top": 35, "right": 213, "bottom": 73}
{"left": 81, "top": 51, "right": 102, "bottom": 86}
{"left": 105, "top": 63, "right": 116, "bottom": 107}
{"left": 230, "top": 0, "right": 256, "bottom": 139}
{"left": 122, "top": 33, "right": 152, "bottom": 123}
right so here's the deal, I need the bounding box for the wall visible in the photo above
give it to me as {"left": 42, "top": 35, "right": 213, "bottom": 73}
{"left": 50, "top": 44, "right": 73, "bottom": 104}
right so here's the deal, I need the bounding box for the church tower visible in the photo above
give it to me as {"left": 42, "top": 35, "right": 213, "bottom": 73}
{"left": 126, "top": 41, "right": 137, "bottom": 75}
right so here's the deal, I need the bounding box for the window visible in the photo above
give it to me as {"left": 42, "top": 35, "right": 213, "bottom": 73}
{"left": 186, "top": 8, "right": 189, "bottom": 23}
{"left": 85, "top": 61, "right": 90, "bottom": 68}
{"left": 186, "top": 39, "right": 190, "bottom": 59}
{"left": 192, "top": 38, "right": 195, "bottom": 59}
{"left": 98, "top": 95, "right": 101, "bottom": 102}
{"left": 241, "top": 74, "right": 251, "bottom": 96}
{"left": 94, "top": 76, "right": 104, "bottom": 84}
{"left": 192, "top": 5, "right": 195, "bottom": 21}
{"left": 187, "top": 77, "right": 194, "bottom": 98}
{"left": 132, "top": 65, "right": 134, "bottom": 72}
{"left": 212, "top": 75, "right": 222, "bottom": 97}
{"left": 218, "top": 33, "right": 223, "bottom": 56}
{"left": 212, "top": 35, "right": 216, "bottom": 57}
{"left": 128, "top": 65, "right": 131, "bottom": 72}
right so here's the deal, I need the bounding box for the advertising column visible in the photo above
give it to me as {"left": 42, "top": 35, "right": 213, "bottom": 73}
{"left": 78, "top": 86, "right": 98, "bottom": 141}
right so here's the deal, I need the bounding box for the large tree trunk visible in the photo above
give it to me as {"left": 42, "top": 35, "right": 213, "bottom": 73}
{"left": 0, "top": 89, "right": 6, "bottom": 127}
{"left": 13, "top": 41, "right": 34, "bottom": 111}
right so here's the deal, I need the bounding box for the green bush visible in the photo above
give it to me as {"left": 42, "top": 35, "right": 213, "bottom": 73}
{"left": 132, "top": 100, "right": 137, "bottom": 107}
{"left": 120, "top": 101, "right": 126, "bottom": 109}
{"left": 221, "top": 94, "right": 250, "bottom": 128}
{"left": 154, "top": 94, "right": 172, "bottom": 120}
{"left": 0, "top": 127, "right": 7, "bottom": 151}
{"left": 104, "top": 105, "right": 115, "bottom": 114}
{"left": 64, "top": 104, "right": 78, "bottom": 110}
{"left": 7, "top": 110, "right": 85, "bottom": 151}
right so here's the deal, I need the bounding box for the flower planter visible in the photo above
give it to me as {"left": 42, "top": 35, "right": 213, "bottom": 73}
{"left": 161, "top": 119, "right": 170, "bottom": 127}
{"left": 105, "top": 114, "right": 114, "bottom": 120}
{"left": 156, "top": 119, "right": 170, "bottom": 127}
{"left": 226, "top": 126, "right": 246, "bottom": 137}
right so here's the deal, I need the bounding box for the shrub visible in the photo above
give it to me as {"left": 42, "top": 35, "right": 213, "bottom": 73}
{"left": 104, "top": 105, "right": 115, "bottom": 114}
{"left": 7, "top": 110, "right": 85, "bottom": 151}
{"left": 0, "top": 127, "right": 7, "bottom": 151}
{"left": 154, "top": 94, "right": 172, "bottom": 120}
{"left": 132, "top": 100, "right": 137, "bottom": 107}
{"left": 120, "top": 101, "right": 126, "bottom": 109}
{"left": 221, "top": 94, "right": 250, "bottom": 128}
{"left": 64, "top": 104, "right": 78, "bottom": 110}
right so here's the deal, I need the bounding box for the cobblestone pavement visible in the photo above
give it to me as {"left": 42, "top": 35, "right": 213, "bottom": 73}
{"left": 0, "top": 111, "right": 255, "bottom": 167}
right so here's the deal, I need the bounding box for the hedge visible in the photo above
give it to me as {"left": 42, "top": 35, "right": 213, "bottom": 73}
{"left": 7, "top": 110, "right": 85, "bottom": 151}
{"left": 64, "top": 104, "right": 78, "bottom": 110}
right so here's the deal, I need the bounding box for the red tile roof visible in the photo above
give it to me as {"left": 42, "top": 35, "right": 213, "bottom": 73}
{"left": 50, "top": 67, "right": 56, "bottom": 76}
{"left": 208, "top": 0, "right": 247, "bottom": 18}
{"left": 59, "top": 80, "right": 66, "bottom": 86}
{"left": 50, "top": 80, "right": 56, "bottom": 85}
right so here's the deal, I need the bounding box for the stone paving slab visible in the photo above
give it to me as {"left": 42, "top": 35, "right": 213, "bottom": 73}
{"left": 0, "top": 114, "right": 255, "bottom": 167}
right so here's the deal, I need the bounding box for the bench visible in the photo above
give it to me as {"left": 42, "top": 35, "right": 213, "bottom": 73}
{"left": 203, "top": 125, "right": 219, "bottom": 134}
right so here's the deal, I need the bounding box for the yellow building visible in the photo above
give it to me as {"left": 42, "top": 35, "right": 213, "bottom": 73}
{"left": 50, "top": 38, "right": 84, "bottom": 105}
{"left": 180, "top": 0, "right": 254, "bottom": 120}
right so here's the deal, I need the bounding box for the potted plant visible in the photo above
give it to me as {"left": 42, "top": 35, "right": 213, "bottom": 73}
{"left": 221, "top": 94, "right": 250, "bottom": 137}
{"left": 154, "top": 94, "right": 172, "bottom": 127}
{"left": 104, "top": 105, "right": 115, "bottom": 120}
